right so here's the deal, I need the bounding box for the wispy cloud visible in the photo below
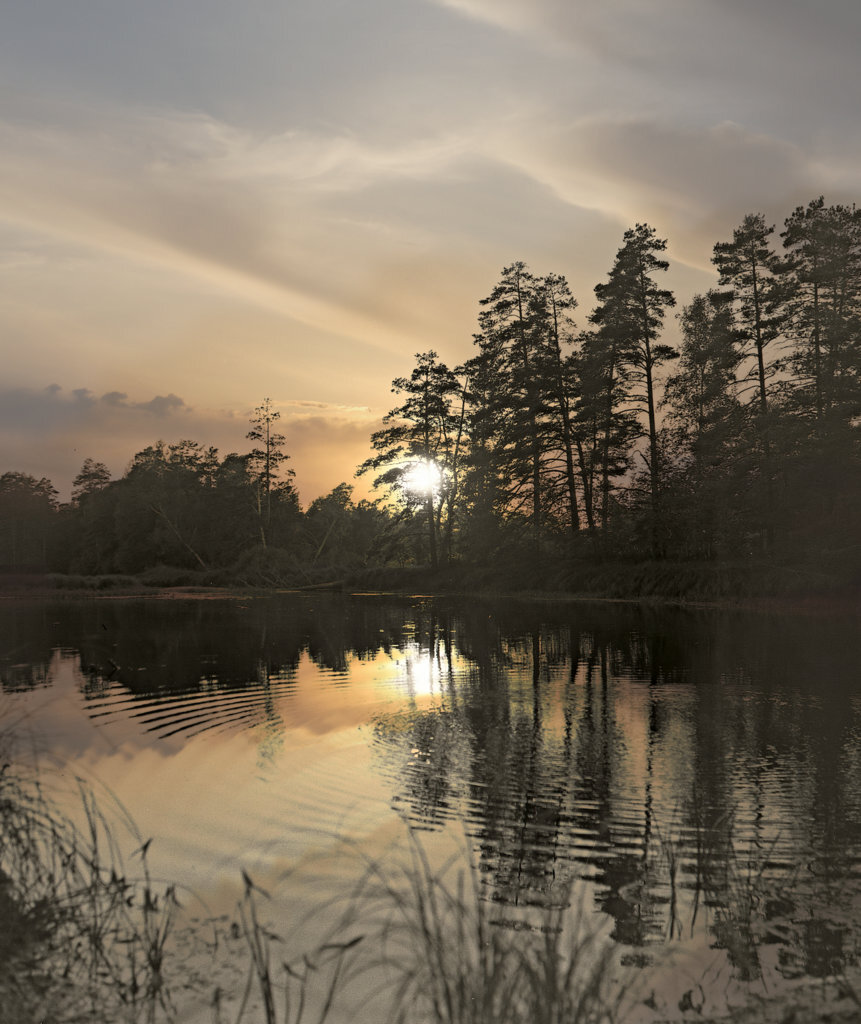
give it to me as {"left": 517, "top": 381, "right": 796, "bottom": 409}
{"left": 489, "top": 117, "right": 840, "bottom": 270}
{"left": 0, "top": 109, "right": 480, "bottom": 358}
{"left": 2, "top": 0, "right": 859, "bottom": 503}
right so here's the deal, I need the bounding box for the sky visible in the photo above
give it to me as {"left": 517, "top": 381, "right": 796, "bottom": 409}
{"left": 2, "top": 0, "right": 860, "bottom": 503}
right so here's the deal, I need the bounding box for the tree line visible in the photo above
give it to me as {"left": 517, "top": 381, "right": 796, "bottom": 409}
{"left": 361, "top": 198, "right": 861, "bottom": 581}
{"left": 0, "top": 400, "right": 394, "bottom": 583}
{"left": 2, "top": 197, "right": 860, "bottom": 589}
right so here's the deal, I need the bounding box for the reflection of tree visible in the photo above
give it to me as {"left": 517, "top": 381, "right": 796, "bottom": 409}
{"left": 12, "top": 593, "right": 861, "bottom": 980}
{"left": 254, "top": 660, "right": 285, "bottom": 773}
{"left": 373, "top": 600, "right": 861, "bottom": 979}
{"left": 0, "top": 604, "right": 57, "bottom": 692}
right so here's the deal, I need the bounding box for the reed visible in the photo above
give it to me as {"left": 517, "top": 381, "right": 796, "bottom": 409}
{"left": 349, "top": 828, "right": 635, "bottom": 1024}
{"left": 0, "top": 748, "right": 636, "bottom": 1024}
{"left": 0, "top": 756, "right": 199, "bottom": 1024}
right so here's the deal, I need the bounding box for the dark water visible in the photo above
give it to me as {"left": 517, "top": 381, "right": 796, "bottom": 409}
{"left": 3, "top": 592, "right": 861, "bottom": 987}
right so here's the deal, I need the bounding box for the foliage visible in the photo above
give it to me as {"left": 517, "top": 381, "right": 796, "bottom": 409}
{"left": 0, "top": 762, "right": 187, "bottom": 1023}
{"left": 0, "top": 472, "right": 58, "bottom": 568}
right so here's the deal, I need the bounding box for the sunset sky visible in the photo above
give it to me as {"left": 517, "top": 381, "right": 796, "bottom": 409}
{"left": 3, "top": 0, "right": 860, "bottom": 503}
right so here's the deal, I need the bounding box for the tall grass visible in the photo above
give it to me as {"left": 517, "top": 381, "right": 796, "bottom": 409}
{"left": 349, "top": 829, "right": 635, "bottom": 1024}
{"left": 0, "top": 762, "right": 189, "bottom": 1023}
{"left": 0, "top": 750, "right": 636, "bottom": 1024}
{"left": 225, "top": 869, "right": 363, "bottom": 1024}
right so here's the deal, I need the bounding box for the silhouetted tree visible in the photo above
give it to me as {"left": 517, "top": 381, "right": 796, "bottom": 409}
{"left": 71, "top": 458, "right": 111, "bottom": 505}
{"left": 713, "top": 214, "right": 785, "bottom": 547}
{"left": 781, "top": 197, "right": 861, "bottom": 423}
{"left": 571, "top": 329, "right": 634, "bottom": 533}
{"left": 532, "top": 273, "right": 584, "bottom": 534}
{"left": 593, "top": 225, "right": 676, "bottom": 551}
{"left": 246, "top": 398, "right": 293, "bottom": 547}
{"left": 713, "top": 213, "right": 784, "bottom": 417}
{"left": 665, "top": 292, "right": 742, "bottom": 473}
{"left": 305, "top": 483, "right": 388, "bottom": 569}
{"left": 474, "top": 263, "right": 549, "bottom": 553}
{"left": 0, "top": 472, "right": 58, "bottom": 568}
{"left": 663, "top": 291, "right": 745, "bottom": 555}
{"left": 358, "top": 351, "right": 464, "bottom": 569}
{"left": 114, "top": 440, "right": 218, "bottom": 570}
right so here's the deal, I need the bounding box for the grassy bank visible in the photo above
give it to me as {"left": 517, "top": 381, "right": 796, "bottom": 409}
{"left": 342, "top": 557, "right": 861, "bottom": 608}
{"left": 5, "top": 739, "right": 861, "bottom": 1024}
{"left": 3, "top": 552, "right": 860, "bottom": 611}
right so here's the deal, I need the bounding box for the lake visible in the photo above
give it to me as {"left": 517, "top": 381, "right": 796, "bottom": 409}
{"left": 2, "top": 591, "right": 861, "bottom": 1021}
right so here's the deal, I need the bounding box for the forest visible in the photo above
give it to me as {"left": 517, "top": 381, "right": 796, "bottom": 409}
{"left": 3, "top": 197, "right": 860, "bottom": 596}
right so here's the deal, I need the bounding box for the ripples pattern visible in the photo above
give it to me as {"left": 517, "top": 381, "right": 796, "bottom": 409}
{"left": 4, "top": 592, "right": 861, "bottom": 981}
{"left": 84, "top": 669, "right": 297, "bottom": 739}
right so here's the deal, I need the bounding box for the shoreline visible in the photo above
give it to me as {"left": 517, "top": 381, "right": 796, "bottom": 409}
{"left": 1, "top": 572, "right": 859, "bottom": 618}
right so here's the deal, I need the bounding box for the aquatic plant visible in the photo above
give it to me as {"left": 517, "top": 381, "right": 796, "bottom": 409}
{"left": 0, "top": 749, "right": 637, "bottom": 1024}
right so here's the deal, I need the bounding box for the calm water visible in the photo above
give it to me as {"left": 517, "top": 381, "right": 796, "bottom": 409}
{"left": 3, "top": 592, "right": 861, "bottom": 1011}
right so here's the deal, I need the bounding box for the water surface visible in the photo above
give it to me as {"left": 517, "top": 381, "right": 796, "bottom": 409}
{"left": 3, "top": 592, "right": 861, "bottom": 1010}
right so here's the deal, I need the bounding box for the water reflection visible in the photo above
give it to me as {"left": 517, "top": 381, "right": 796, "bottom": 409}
{"left": 2, "top": 593, "right": 861, "bottom": 982}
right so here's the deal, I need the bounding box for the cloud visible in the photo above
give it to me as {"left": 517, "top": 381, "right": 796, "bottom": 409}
{"left": 0, "top": 384, "right": 378, "bottom": 504}
{"left": 135, "top": 393, "right": 187, "bottom": 416}
{"left": 434, "top": 0, "right": 861, "bottom": 70}
{"left": 3, "top": 0, "right": 860, "bottom": 505}
{"left": 0, "top": 108, "right": 479, "bottom": 361}
{"left": 434, "top": 0, "right": 861, "bottom": 156}
{"left": 489, "top": 116, "right": 851, "bottom": 272}
{"left": 0, "top": 385, "right": 191, "bottom": 434}
{"left": 286, "top": 399, "right": 372, "bottom": 414}
{"left": 101, "top": 391, "right": 129, "bottom": 406}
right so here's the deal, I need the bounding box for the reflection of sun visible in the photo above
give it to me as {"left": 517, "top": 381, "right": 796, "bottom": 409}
{"left": 402, "top": 460, "right": 442, "bottom": 496}
{"left": 402, "top": 649, "right": 436, "bottom": 697}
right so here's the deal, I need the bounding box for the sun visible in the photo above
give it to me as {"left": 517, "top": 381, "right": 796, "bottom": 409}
{"left": 401, "top": 460, "right": 443, "bottom": 497}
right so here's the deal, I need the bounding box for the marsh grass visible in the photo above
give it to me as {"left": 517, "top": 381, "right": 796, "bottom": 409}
{"left": 345, "top": 828, "right": 636, "bottom": 1024}
{"left": 0, "top": 760, "right": 197, "bottom": 1024}
{"left": 223, "top": 869, "right": 363, "bottom": 1024}
{"left": 0, "top": 748, "right": 641, "bottom": 1024}
{"left": 7, "top": 750, "right": 850, "bottom": 1024}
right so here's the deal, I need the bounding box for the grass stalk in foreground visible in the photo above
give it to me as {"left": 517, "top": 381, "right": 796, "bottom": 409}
{"left": 0, "top": 762, "right": 191, "bottom": 1023}
{"left": 1, "top": 747, "right": 635, "bottom": 1024}
{"left": 349, "top": 828, "right": 635, "bottom": 1024}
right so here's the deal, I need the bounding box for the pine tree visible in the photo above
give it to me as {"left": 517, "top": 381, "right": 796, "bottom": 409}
{"left": 713, "top": 213, "right": 784, "bottom": 547}
{"left": 358, "top": 352, "right": 464, "bottom": 569}
{"left": 590, "top": 225, "right": 676, "bottom": 545}
{"left": 475, "top": 263, "right": 545, "bottom": 550}
{"left": 531, "top": 273, "right": 583, "bottom": 534}
{"left": 663, "top": 291, "right": 744, "bottom": 555}
{"left": 781, "top": 197, "right": 861, "bottom": 422}
{"left": 246, "top": 398, "right": 293, "bottom": 547}
{"left": 712, "top": 213, "right": 783, "bottom": 417}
